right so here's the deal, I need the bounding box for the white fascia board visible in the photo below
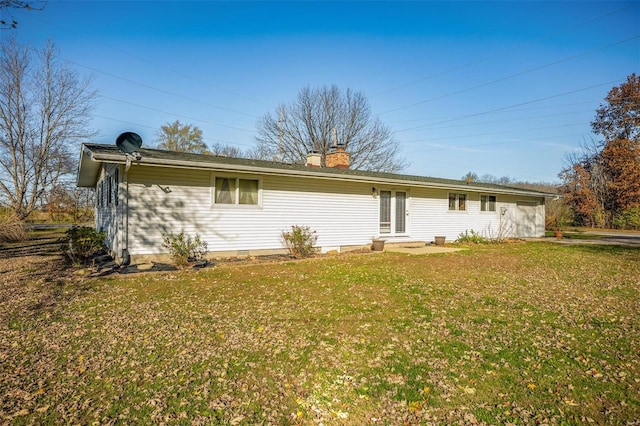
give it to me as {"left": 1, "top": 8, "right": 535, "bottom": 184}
{"left": 77, "top": 145, "right": 102, "bottom": 187}
{"left": 88, "top": 152, "right": 551, "bottom": 198}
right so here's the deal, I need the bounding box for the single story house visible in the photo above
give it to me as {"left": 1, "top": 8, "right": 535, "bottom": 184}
{"left": 77, "top": 143, "right": 553, "bottom": 263}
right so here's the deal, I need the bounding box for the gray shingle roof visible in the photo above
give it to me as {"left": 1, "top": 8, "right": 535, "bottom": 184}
{"left": 79, "top": 143, "right": 556, "bottom": 197}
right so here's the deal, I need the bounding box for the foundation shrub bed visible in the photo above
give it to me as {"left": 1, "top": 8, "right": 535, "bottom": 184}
{"left": 456, "top": 229, "right": 488, "bottom": 244}
{"left": 62, "top": 226, "right": 106, "bottom": 264}
{"left": 162, "top": 231, "right": 208, "bottom": 268}
{"left": 281, "top": 225, "right": 318, "bottom": 258}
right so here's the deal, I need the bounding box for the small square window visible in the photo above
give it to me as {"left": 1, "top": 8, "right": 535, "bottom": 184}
{"left": 481, "top": 195, "right": 497, "bottom": 212}
{"left": 448, "top": 193, "right": 467, "bottom": 211}
{"left": 214, "top": 177, "right": 259, "bottom": 206}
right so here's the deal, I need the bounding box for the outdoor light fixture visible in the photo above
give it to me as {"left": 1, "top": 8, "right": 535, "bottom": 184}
{"left": 372, "top": 187, "right": 378, "bottom": 198}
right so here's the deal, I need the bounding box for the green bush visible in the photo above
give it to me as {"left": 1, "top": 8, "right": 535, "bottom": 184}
{"left": 612, "top": 207, "right": 640, "bottom": 230}
{"left": 456, "top": 229, "right": 487, "bottom": 244}
{"left": 281, "top": 225, "right": 318, "bottom": 258}
{"left": 63, "top": 226, "right": 106, "bottom": 264}
{"left": 162, "top": 231, "right": 208, "bottom": 268}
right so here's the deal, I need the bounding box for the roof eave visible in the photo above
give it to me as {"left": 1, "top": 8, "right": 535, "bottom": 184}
{"left": 77, "top": 144, "right": 103, "bottom": 187}
{"left": 85, "top": 149, "right": 552, "bottom": 197}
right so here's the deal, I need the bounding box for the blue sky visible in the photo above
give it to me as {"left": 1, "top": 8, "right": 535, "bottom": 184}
{"left": 5, "top": 1, "right": 639, "bottom": 182}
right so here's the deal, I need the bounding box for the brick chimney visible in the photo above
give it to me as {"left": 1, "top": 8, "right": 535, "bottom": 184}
{"left": 306, "top": 151, "right": 322, "bottom": 167}
{"left": 325, "top": 144, "right": 350, "bottom": 169}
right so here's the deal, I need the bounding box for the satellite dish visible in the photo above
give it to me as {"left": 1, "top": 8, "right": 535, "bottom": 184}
{"left": 116, "top": 132, "right": 143, "bottom": 154}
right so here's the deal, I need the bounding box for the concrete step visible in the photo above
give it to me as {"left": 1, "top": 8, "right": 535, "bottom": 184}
{"left": 382, "top": 240, "right": 427, "bottom": 248}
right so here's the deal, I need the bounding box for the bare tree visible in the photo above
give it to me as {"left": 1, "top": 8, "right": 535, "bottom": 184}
{"left": 461, "top": 171, "right": 479, "bottom": 182}
{"left": 43, "top": 182, "right": 94, "bottom": 222}
{"left": 156, "top": 120, "right": 208, "bottom": 154}
{"left": 0, "top": 38, "right": 96, "bottom": 220}
{"left": 209, "top": 142, "right": 243, "bottom": 158}
{"left": 255, "top": 85, "right": 406, "bottom": 172}
{"left": 478, "top": 173, "right": 513, "bottom": 186}
{"left": 0, "top": 1, "right": 45, "bottom": 29}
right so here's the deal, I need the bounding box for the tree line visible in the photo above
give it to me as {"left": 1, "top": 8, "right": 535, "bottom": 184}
{"left": 463, "top": 75, "right": 639, "bottom": 231}
{"left": 559, "top": 74, "right": 640, "bottom": 230}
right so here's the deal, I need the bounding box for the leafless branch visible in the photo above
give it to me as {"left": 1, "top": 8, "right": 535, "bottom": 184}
{"left": 254, "top": 85, "right": 407, "bottom": 172}
{"left": 0, "top": 37, "right": 96, "bottom": 219}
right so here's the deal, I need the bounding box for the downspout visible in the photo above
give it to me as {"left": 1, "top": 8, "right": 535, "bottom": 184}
{"left": 120, "top": 158, "right": 132, "bottom": 266}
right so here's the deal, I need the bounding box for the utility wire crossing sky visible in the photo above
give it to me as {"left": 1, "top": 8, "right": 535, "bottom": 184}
{"left": 6, "top": 1, "right": 639, "bottom": 182}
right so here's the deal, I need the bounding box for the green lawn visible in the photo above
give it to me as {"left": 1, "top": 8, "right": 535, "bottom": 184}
{"left": 1, "top": 241, "right": 639, "bottom": 424}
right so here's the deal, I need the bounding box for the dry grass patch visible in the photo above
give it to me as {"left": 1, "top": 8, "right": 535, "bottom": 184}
{"left": 1, "top": 240, "right": 639, "bottom": 424}
{"left": 0, "top": 216, "right": 26, "bottom": 243}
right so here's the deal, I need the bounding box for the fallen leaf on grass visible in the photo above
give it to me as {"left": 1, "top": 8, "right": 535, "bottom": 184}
{"left": 13, "top": 408, "right": 29, "bottom": 417}
{"left": 462, "top": 386, "right": 476, "bottom": 394}
{"left": 230, "top": 415, "right": 245, "bottom": 424}
{"left": 408, "top": 401, "right": 423, "bottom": 412}
{"left": 335, "top": 410, "right": 348, "bottom": 419}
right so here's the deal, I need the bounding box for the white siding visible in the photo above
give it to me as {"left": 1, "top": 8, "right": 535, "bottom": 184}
{"left": 120, "top": 165, "right": 545, "bottom": 257}
{"left": 410, "top": 190, "right": 545, "bottom": 241}
{"left": 125, "top": 166, "right": 379, "bottom": 255}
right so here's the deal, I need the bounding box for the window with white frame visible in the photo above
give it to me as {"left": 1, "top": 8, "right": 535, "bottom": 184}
{"left": 214, "top": 176, "right": 260, "bottom": 205}
{"left": 448, "top": 193, "right": 467, "bottom": 211}
{"left": 481, "top": 195, "right": 496, "bottom": 212}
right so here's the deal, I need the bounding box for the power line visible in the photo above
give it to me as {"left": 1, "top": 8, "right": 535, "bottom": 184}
{"left": 93, "top": 114, "right": 255, "bottom": 148}
{"left": 389, "top": 105, "right": 595, "bottom": 128}
{"left": 97, "top": 94, "right": 255, "bottom": 133}
{"left": 380, "top": 35, "right": 639, "bottom": 116}
{"left": 394, "top": 79, "right": 623, "bottom": 133}
{"left": 29, "top": 12, "right": 268, "bottom": 109}
{"left": 100, "top": 47, "right": 268, "bottom": 109}
{"left": 371, "top": 3, "right": 637, "bottom": 98}
{"left": 404, "top": 132, "right": 586, "bottom": 155}
{"left": 400, "top": 123, "right": 585, "bottom": 145}
{"left": 70, "top": 60, "right": 259, "bottom": 119}
{"left": 355, "top": 24, "right": 500, "bottom": 88}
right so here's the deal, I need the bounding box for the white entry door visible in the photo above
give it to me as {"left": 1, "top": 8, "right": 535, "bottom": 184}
{"left": 380, "top": 190, "right": 407, "bottom": 235}
{"left": 516, "top": 201, "right": 538, "bottom": 237}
